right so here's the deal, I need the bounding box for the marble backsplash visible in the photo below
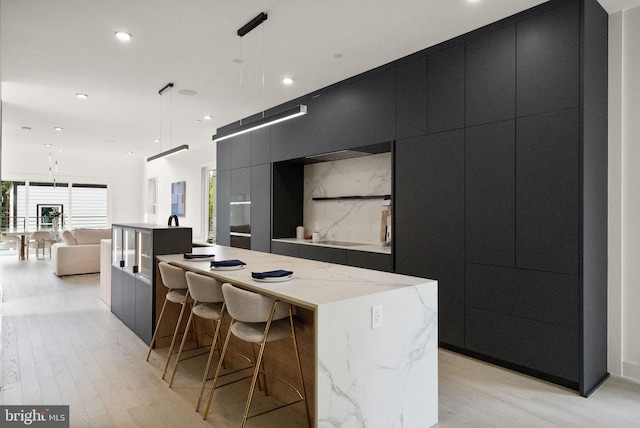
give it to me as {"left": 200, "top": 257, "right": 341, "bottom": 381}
{"left": 303, "top": 152, "right": 391, "bottom": 245}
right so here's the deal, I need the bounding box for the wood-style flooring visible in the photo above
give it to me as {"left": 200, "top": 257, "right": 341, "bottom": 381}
{"left": 1, "top": 252, "right": 639, "bottom": 427}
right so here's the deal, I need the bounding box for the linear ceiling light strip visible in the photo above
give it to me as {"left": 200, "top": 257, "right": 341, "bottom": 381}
{"left": 212, "top": 105, "right": 306, "bottom": 142}
{"left": 146, "top": 144, "right": 189, "bottom": 162}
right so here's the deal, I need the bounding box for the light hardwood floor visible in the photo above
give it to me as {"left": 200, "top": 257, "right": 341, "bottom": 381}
{"left": 1, "top": 253, "right": 639, "bottom": 427}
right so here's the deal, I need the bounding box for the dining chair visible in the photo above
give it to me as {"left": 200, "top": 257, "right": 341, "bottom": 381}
{"left": 27, "top": 230, "right": 52, "bottom": 260}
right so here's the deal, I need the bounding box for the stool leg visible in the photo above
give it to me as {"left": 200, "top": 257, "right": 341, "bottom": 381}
{"left": 290, "top": 311, "right": 312, "bottom": 427}
{"left": 162, "top": 293, "right": 190, "bottom": 379}
{"left": 168, "top": 301, "right": 197, "bottom": 387}
{"left": 196, "top": 305, "right": 225, "bottom": 412}
{"left": 147, "top": 297, "right": 169, "bottom": 361}
{"left": 203, "top": 319, "right": 235, "bottom": 420}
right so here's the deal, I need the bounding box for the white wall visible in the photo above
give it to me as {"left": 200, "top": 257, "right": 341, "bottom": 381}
{"left": 144, "top": 143, "right": 215, "bottom": 243}
{"left": 2, "top": 143, "right": 144, "bottom": 224}
{"left": 609, "top": 5, "right": 640, "bottom": 382}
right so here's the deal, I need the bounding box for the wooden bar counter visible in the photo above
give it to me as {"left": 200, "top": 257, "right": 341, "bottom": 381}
{"left": 157, "top": 245, "right": 438, "bottom": 427}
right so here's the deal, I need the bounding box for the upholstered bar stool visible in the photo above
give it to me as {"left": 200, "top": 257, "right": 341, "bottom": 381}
{"left": 146, "top": 262, "right": 192, "bottom": 380}
{"left": 203, "top": 283, "right": 310, "bottom": 427}
{"left": 169, "top": 271, "right": 226, "bottom": 412}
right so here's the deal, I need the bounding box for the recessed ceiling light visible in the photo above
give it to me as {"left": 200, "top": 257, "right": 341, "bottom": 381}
{"left": 127, "top": 151, "right": 134, "bottom": 155}
{"left": 54, "top": 127, "right": 63, "bottom": 131}
{"left": 282, "top": 77, "right": 294, "bottom": 85}
{"left": 203, "top": 115, "right": 212, "bottom": 120}
{"left": 115, "top": 31, "right": 132, "bottom": 41}
{"left": 153, "top": 139, "right": 160, "bottom": 143}
{"left": 178, "top": 89, "right": 197, "bottom": 96}
{"left": 44, "top": 143, "right": 52, "bottom": 147}
{"left": 76, "top": 93, "right": 88, "bottom": 99}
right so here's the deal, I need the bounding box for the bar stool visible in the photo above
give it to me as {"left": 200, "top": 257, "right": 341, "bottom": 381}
{"left": 203, "top": 283, "right": 311, "bottom": 427}
{"left": 168, "top": 271, "right": 226, "bottom": 412}
{"left": 146, "top": 262, "right": 192, "bottom": 380}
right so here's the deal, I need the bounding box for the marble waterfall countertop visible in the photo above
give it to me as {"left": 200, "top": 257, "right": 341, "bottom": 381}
{"left": 157, "top": 245, "right": 438, "bottom": 427}
{"left": 272, "top": 237, "right": 392, "bottom": 255}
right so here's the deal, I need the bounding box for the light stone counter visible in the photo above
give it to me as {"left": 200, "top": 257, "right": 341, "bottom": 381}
{"left": 157, "top": 245, "right": 437, "bottom": 427}
{"left": 272, "top": 237, "right": 392, "bottom": 255}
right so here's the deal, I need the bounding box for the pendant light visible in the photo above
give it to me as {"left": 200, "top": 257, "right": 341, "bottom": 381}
{"left": 212, "top": 12, "right": 306, "bottom": 142}
{"left": 147, "top": 83, "right": 189, "bottom": 162}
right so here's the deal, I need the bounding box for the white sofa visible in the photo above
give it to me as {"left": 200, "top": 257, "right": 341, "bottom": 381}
{"left": 52, "top": 228, "right": 112, "bottom": 276}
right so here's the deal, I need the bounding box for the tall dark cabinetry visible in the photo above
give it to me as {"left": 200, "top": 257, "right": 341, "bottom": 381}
{"left": 394, "top": 0, "right": 607, "bottom": 395}
{"left": 213, "top": 0, "right": 607, "bottom": 395}
{"left": 215, "top": 129, "right": 272, "bottom": 253}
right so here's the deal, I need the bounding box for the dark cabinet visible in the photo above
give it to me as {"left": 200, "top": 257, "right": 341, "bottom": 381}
{"left": 229, "top": 133, "right": 251, "bottom": 169}
{"left": 395, "top": 131, "right": 465, "bottom": 348}
{"left": 271, "top": 241, "right": 299, "bottom": 258}
{"left": 111, "top": 224, "right": 192, "bottom": 345}
{"left": 465, "top": 120, "right": 515, "bottom": 267}
{"left": 516, "top": 1, "right": 580, "bottom": 117}
{"left": 516, "top": 108, "right": 580, "bottom": 274}
{"left": 346, "top": 251, "right": 392, "bottom": 272}
{"left": 395, "top": 57, "right": 428, "bottom": 140}
{"left": 251, "top": 127, "right": 271, "bottom": 166}
{"left": 271, "top": 70, "right": 396, "bottom": 162}
{"left": 250, "top": 164, "right": 271, "bottom": 253}
{"left": 216, "top": 139, "right": 231, "bottom": 172}
{"left": 427, "top": 43, "right": 465, "bottom": 133}
{"left": 298, "top": 245, "right": 347, "bottom": 265}
{"left": 216, "top": 170, "right": 230, "bottom": 247}
{"left": 465, "top": 25, "right": 516, "bottom": 126}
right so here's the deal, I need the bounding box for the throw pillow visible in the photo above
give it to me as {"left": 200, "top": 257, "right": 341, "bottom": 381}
{"left": 61, "top": 229, "right": 77, "bottom": 245}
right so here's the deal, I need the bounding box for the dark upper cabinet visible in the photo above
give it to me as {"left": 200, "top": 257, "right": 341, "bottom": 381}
{"left": 250, "top": 127, "right": 271, "bottom": 166}
{"left": 217, "top": 139, "right": 231, "bottom": 172}
{"left": 395, "top": 130, "right": 465, "bottom": 348}
{"left": 395, "top": 56, "right": 428, "bottom": 140}
{"left": 230, "top": 167, "right": 250, "bottom": 198}
{"left": 466, "top": 25, "right": 516, "bottom": 126}
{"left": 271, "top": 70, "right": 395, "bottom": 162}
{"left": 516, "top": 1, "right": 580, "bottom": 117}
{"left": 428, "top": 43, "right": 465, "bottom": 133}
{"left": 250, "top": 163, "right": 271, "bottom": 253}
{"left": 465, "top": 120, "right": 515, "bottom": 267}
{"left": 516, "top": 108, "right": 580, "bottom": 274}
{"left": 216, "top": 170, "right": 230, "bottom": 246}
{"left": 229, "top": 133, "right": 251, "bottom": 169}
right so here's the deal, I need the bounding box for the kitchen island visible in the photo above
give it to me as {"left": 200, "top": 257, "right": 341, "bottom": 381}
{"left": 157, "top": 245, "right": 438, "bottom": 427}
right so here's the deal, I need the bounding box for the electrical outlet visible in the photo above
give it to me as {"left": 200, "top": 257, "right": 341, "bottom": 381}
{"left": 372, "top": 305, "right": 383, "bottom": 329}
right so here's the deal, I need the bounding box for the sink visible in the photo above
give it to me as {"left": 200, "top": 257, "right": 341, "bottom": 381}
{"left": 315, "top": 240, "right": 365, "bottom": 247}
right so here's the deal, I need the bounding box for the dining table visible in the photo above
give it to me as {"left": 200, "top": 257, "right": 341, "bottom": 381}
{"left": 1, "top": 229, "right": 57, "bottom": 260}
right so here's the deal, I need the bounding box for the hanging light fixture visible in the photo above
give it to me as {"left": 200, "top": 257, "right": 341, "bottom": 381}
{"left": 147, "top": 83, "right": 189, "bottom": 162}
{"left": 212, "top": 12, "right": 306, "bottom": 143}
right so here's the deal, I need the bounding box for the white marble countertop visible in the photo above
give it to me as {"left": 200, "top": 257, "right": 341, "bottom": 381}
{"left": 157, "top": 245, "right": 428, "bottom": 310}
{"left": 272, "top": 237, "right": 392, "bottom": 255}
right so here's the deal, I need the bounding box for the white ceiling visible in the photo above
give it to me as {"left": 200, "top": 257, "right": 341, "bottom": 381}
{"left": 1, "top": 0, "right": 637, "bottom": 160}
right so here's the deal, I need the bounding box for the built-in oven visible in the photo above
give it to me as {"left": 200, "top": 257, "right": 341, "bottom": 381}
{"left": 230, "top": 196, "right": 251, "bottom": 249}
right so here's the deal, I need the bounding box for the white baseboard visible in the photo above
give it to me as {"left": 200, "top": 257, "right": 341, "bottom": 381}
{"left": 622, "top": 361, "right": 640, "bottom": 383}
